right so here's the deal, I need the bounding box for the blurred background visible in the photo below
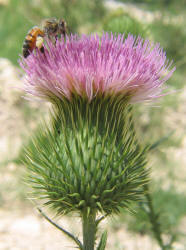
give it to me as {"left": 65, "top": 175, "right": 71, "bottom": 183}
{"left": 0, "top": 0, "right": 186, "bottom": 249}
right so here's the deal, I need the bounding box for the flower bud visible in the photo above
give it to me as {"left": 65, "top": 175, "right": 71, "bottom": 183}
{"left": 24, "top": 96, "right": 148, "bottom": 215}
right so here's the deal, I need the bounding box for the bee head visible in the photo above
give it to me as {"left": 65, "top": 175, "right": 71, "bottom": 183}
{"left": 58, "top": 19, "right": 67, "bottom": 36}
{"left": 42, "top": 18, "right": 58, "bottom": 36}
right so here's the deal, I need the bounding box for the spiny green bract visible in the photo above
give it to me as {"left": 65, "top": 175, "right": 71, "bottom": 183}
{"left": 23, "top": 96, "right": 149, "bottom": 216}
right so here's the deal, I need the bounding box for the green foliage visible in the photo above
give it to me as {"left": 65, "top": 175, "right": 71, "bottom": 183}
{"left": 149, "top": 21, "right": 186, "bottom": 73}
{"left": 0, "top": 0, "right": 105, "bottom": 65}
{"left": 0, "top": 0, "right": 32, "bottom": 64}
{"left": 116, "top": 0, "right": 186, "bottom": 13}
{"left": 97, "top": 231, "right": 107, "bottom": 250}
{"left": 116, "top": 187, "right": 186, "bottom": 244}
{"left": 103, "top": 10, "right": 148, "bottom": 38}
{"left": 20, "top": 0, "right": 105, "bottom": 33}
{"left": 22, "top": 96, "right": 148, "bottom": 216}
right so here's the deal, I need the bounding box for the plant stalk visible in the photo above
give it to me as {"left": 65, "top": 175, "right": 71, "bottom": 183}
{"left": 144, "top": 184, "right": 166, "bottom": 250}
{"left": 82, "top": 210, "right": 97, "bottom": 250}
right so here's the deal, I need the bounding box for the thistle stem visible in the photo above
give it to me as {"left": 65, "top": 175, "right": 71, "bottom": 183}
{"left": 144, "top": 184, "right": 166, "bottom": 250}
{"left": 82, "top": 210, "right": 97, "bottom": 250}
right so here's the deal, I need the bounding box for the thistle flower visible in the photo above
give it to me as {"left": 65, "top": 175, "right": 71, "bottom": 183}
{"left": 20, "top": 33, "right": 175, "bottom": 104}
{"left": 20, "top": 33, "right": 175, "bottom": 250}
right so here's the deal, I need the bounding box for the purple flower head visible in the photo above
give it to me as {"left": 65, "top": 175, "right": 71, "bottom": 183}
{"left": 20, "top": 33, "right": 175, "bottom": 103}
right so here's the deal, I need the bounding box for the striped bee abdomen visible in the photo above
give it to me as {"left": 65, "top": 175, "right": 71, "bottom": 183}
{"left": 22, "top": 27, "right": 44, "bottom": 58}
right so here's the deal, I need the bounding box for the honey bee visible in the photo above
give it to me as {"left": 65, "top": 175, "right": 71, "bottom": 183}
{"left": 22, "top": 18, "right": 67, "bottom": 58}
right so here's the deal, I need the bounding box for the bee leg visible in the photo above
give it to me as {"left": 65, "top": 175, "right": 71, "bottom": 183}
{"left": 40, "top": 47, "right": 45, "bottom": 53}
{"left": 23, "top": 42, "right": 31, "bottom": 58}
{"left": 23, "top": 50, "right": 30, "bottom": 58}
{"left": 36, "top": 35, "right": 44, "bottom": 54}
{"left": 52, "top": 35, "right": 57, "bottom": 45}
{"left": 55, "top": 35, "right": 58, "bottom": 44}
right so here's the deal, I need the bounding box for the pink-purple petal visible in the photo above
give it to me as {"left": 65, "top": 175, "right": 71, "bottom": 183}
{"left": 19, "top": 33, "right": 175, "bottom": 103}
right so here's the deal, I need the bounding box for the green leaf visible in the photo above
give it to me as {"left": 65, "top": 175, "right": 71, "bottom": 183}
{"left": 149, "top": 131, "right": 174, "bottom": 151}
{"left": 97, "top": 231, "right": 107, "bottom": 250}
{"left": 37, "top": 208, "right": 83, "bottom": 250}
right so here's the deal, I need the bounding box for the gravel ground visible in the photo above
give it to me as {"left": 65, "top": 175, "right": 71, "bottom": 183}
{"left": 0, "top": 207, "right": 162, "bottom": 250}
